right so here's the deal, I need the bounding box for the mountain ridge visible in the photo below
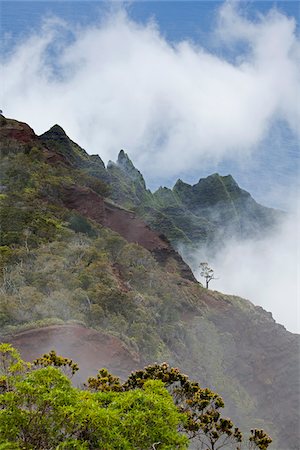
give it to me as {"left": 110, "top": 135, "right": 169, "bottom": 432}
{"left": 0, "top": 115, "right": 298, "bottom": 449}
{"left": 105, "top": 147, "right": 283, "bottom": 255}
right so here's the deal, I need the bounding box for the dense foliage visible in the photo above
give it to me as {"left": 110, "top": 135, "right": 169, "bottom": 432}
{"left": 0, "top": 344, "right": 272, "bottom": 450}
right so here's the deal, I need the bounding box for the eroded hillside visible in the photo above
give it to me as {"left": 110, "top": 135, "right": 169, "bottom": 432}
{"left": 0, "top": 115, "right": 299, "bottom": 449}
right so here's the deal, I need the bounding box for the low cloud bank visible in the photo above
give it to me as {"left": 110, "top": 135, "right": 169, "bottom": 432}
{"left": 1, "top": 2, "right": 299, "bottom": 181}
{"left": 190, "top": 212, "right": 299, "bottom": 334}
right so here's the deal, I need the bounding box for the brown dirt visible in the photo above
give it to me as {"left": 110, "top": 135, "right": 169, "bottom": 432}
{"left": 6, "top": 324, "right": 140, "bottom": 383}
{"left": 201, "top": 290, "right": 232, "bottom": 311}
{"left": 63, "top": 184, "right": 168, "bottom": 251}
{"left": 63, "top": 185, "right": 106, "bottom": 223}
{"left": 62, "top": 184, "right": 197, "bottom": 281}
{"left": 103, "top": 201, "right": 170, "bottom": 251}
{"left": 65, "top": 185, "right": 169, "bottom": 251}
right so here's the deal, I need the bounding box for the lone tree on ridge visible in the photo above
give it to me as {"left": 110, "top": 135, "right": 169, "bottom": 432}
{"left": 199, "top": 262, "right": 217, "bottom": 289}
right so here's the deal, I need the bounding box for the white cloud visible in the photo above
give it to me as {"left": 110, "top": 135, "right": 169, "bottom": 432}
{"left": 0, "top": 3, "right": 299, "bottom": 180}
{"left": 191, "top": 211, "right": 299, "bottom": 333}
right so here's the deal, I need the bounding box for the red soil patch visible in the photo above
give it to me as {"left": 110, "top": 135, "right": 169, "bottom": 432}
{"left": 103, "top": 201, "right": 170, "bottom": 251}
{"left": 63, "top": 185, "right": 169, "bottom": 251}
{"left": 6, "top": 324, "right": 140, "bottom": 383}
{"left": 0, "top": 119, "right": 36, "bottom": 144}
{"left": 62, "top": 185, "right": 197, "bottom": 281}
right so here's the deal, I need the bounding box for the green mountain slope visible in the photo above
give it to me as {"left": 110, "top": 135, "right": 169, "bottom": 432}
{"left": 0, "top": 115, "right": 298, "bottom": 449}
{"left": 107, "top": 149, "right": 282, "bottom": 251}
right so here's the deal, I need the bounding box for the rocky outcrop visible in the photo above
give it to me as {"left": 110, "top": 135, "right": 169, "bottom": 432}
{"left": 0, "top": 115, "right": 37, "bottom": 155}
{"left": 107, "top": 150, "right": 152, "bottom": 208}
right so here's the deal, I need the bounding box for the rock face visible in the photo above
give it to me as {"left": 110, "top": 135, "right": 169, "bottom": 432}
{"left": 107, "top": 150, "right": 152, "bottom": 209}
{"left": 117, "top": 149, "right": 146, "bottom": 186}
{"left": 0, "top": 115, "right": 37, "bottom": 155}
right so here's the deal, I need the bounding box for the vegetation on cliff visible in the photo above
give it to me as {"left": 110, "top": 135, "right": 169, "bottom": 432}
{"left": 0, "top": 116, "right": 298, "bottom": 449}
{"left": 107, "top": 150, "right": 281, "bottom": 252}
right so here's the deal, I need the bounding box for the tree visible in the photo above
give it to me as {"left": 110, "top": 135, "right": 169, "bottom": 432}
{"left": 33, "top": 349, "right": 79, "bottom": 377}
{"left": 199, "top": 262, "right": 216, "bottom": 289}
{"left": 122, "top": 362, "right": 243, "bottom": 450}
{"left": 249, "top": 429, "right": 273, "bottom": 450}
{"left": 85, "top": 367, "right": 122, "bottom": 392}
{"left": 0, "top": 345, "right": 188, "bottom": 449}
{"left": 0, "top": 345, "right": 272, "bottom": 450}
{"left": 117, "top": 362, "right": 271, "bottom": 450}
{"left": 0, "top": 343, "right": 31, "bottom": 393}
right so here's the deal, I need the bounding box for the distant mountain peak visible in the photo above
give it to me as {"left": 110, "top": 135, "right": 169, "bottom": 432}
{"left": 118, "top": 149, "right": 126, "bottom": 159}
{"left": 117, "top": 149, "right": 136, "bottom": 170}
{"left": 49, "top": 124, "right": 66, "bottom": 135}
{"left": 200, "top": 173, "right": 239, "bottom": 188}
{"left": 40, "top": 124, "right": 68, "bottom": 140}
{"left": 174, "top": 178, "right": 189, "bottom": 189}
{"left": 115, "top": 150, "right": 146, "bottom": 186}
{"left": 39, "top": 123, "right": 107, "bottom": 178}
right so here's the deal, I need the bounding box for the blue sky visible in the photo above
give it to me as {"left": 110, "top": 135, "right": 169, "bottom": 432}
{"left": 1, "top": 1, "right": 299, "bottom": 38}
